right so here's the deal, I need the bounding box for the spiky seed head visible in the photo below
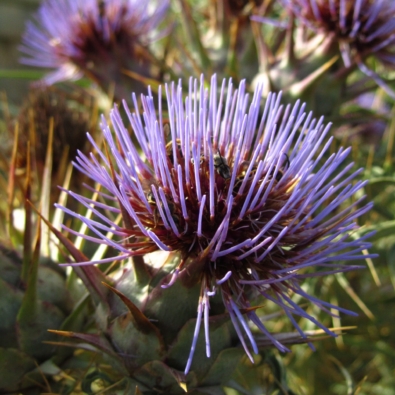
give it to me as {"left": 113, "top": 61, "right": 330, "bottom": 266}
{"left": 58, "top": 75, "right": 374, "bottom": 374}
{"left": 13, "top": 86, "right": 91, "bottom": 174}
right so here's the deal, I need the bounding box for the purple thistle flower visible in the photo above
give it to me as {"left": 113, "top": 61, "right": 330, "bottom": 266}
{"left": 20, "top": 0, "right": 169, "bottom": 88}
{"left": 58, "top": 75, "right": 374, "bottom": 374}
{"left": 286, "top": 0, "right": 395, "bottom": 96}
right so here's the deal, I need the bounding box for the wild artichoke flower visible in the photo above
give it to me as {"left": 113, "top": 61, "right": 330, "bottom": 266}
{"left": 286, "top": 0, "right": 395, "bottom": 95}
{"left": 59, "top": 75, "right": 373, "bottom": 374}
{"left": 20, "top": 0, "right": 169, "bottom": 96}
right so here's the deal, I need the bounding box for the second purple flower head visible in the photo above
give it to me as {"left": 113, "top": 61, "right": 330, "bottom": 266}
{"left": 20, "top": 0, "right": 169, "bottom": 93}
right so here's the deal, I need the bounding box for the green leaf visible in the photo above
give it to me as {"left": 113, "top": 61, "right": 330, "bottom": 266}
{"left": 104, "top": 283, "right": 166, "bottom": 372}
{"left": 0, "top": 69, "right": 45, "bottom": 79}
{"left": 0, "top": 348, "right": 36, "bottom": 391}
{"left": 132, "top": 360, "right": 190, "bottom": 394}
{"left": 200, "top": 348, "right": 245, "bottom": 387}
{"left": 17, "top": 299, "right": 65, "bottom": 360}
{"left": 143, "top": 274, "right": 201, "bottom": 345}
{"left": 360, "top": 220, "right": 395, "bottom": 241}
{"left": 17, "top": 218, "right": 42, "bottom": 325}
{"left": 108, "top": 312, "right": 165, "bottom": 373}
{"left": 0, "top": 278, "right": 23, "bottom": 348}
{"left": 369, "top": 177, "right": 395, "bottom": 185}
{"left": 167, "top": 313, "right": 235, "bottom": 381}
{"left": 37, "top": 265, "right": 73, "bottom": 313}
{"left": 103, "top": 282, "right": 164, "bottom": 339}
{"left": 0, "top": 245, "right": 22, "bottom": 285}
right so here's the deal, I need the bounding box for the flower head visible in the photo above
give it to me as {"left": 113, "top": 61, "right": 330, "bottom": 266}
{"left": 20, "top": 0, "right": 169, "bottom": 86}
{"left": 59, "top": 75, "right": 373, "bottom": 374}
{"left": 287, "top": 0, "right": 395, "bottom": 94}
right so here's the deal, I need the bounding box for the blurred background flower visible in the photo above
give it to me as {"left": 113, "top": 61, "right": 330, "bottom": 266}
{"left": 19, "top": 0, "right": 170, "bottom": 99}
{"left": 286, "top": 0, "right": 395, "bottom": 97}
